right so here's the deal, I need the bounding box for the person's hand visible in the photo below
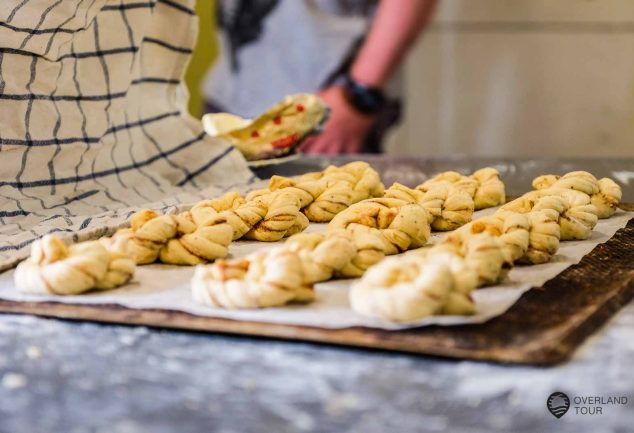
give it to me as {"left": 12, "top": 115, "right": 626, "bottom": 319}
{"left": 300, "top": 86, "right": 375, "bottom": 155}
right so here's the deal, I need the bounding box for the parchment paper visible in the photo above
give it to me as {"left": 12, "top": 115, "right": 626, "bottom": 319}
{"left": 0, "top": 210, "right": 631, "bottom": 330}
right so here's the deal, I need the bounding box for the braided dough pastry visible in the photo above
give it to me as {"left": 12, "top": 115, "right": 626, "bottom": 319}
{"left": 532, "top": 171, "right": 622, "bottom": 219}
{"left": 328, "top": 197, "right": 431, "bottom": 254}
{"left": 542, "top": 189, "right": 598, "bottom": 240}
{"left": 191, "top": 248, "right": 315, "bottom": 309}
{"left": 110, "top": 209, "right": 234, "bottom": 265}
{"left": 303, "top": 161, "right": 384, "bottom": 205}
{"left": 446, "top": 212, "right": 530, "bottom": 266}
{"left": 405, "top": 247, "right": 479, "bottom": 315}
{"left": 384, "top": 182, "right": 474, "bottom": 231}
{"left": 502, "top": 188, "right": 598, "bottom": 240}
{"left": 285, "top": 223, "right": 392, "bottom": 281}
{"left": 532, "top": 171, "right": 598, "bottom": 196}
{"left": 283, "top": 231, "right": 358, "bottom": 283}
{"left": 261, "top": 161, "right": 384, "bottom": 222}
{"left": 110, "top": 188, "right": 309, "bottom": 265}
{"left": 517, "top": 209, "right": 561, "bottom": 264}
{"left": 438, "top": 232, "right": 508, "bottom": 286}
{"left": 194, "top": 190, "right": 308, "bottom": 242}
{"left": 593, "top": 178, "right": 622, "bottom": 219}
{"left": 350, "top": 256, "right": 453, "bottom": 322}
{"left": 471, "top": 167, "right": 507, "bottom": 209}
{"left": 418, "top": 172, "right": 477, "bottom": 196}
{"left": 351, "top": 228, "right": 515, "bottom": 322}
{"left": 15, "top": 235, "right": 135, "bottom": 295}
{"left": 240, "top": 190, "right": 309, "bottom": 241}
{"left": 349, "top": 252, "right": 478, "bottom": 323}
{"left": 418, "top": 167, "right": 505, "bottom": 210}
{"left": 192, "top": 194, "right": 265, "bottom": 241}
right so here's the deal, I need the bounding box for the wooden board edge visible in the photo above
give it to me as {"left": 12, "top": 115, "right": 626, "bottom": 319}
{"left": 0, "top": 205, "right": 632, "bottom": 365}
{"left": 0, "top": 295, "right": 626, "bottom": 366}
{"left": 503, "top": 274, "right": 634, "bottom": 365}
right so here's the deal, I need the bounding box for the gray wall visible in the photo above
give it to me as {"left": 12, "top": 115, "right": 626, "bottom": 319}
{"left": 386, "top": 0, "right": 634, "bottom": 158}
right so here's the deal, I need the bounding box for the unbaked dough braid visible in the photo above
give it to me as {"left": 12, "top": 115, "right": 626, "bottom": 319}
{"left": 439, "top": 231, "right": 509, "bottom": 286}
{"left": 308, "top": 161, "right": 384, "bottom": 205}
{"left": 446, "top": 212, "right": 530, "bottom": 266}
{"left": 241, "top": 190, "right": 309, "bottom": 241}
{"left": 471, "top": 167, "right": 507, "bottom": 209}
{"left": 191, "top": 248, "right": 315, "bottom": 309}
{"left": 350, "top": 228, "right": 513, "bottom": 322}
{"left": 262, "top": 161, "right": 384, "bottom": 222}
{"left": 195, "top": 190, "right": 308, "bottom": 241}
{"left": 532, "top": 171, "right": 599, "bottom": 196}
{"left": 332, "top": 224, "right": 393, "bottom": 277}
{"left": 266, "top": 175, "right": 347, "bottom": 220}
{"left": 418, "top": 167, "right": 505, "bottom": 210}
{"left": 328, "top": 197, "right": 431, "bottom": 254}
{"left": 594, "top": 177, "right": 622, "bottom": 218}
{"left": 196, "top": 197, "right": 267, "bottom": 241}
{"left": 283, "top": 231, "right": 358, "bottom": 283}
{"left": 532, "top": 171, "right": 622, "bottom": 218}
{"left": 278, "top": 195, "right": 433, "bottom": 283}
{"left": 405, "top": 247, "right": 480, "bottom": 315}
{"left": 110, "top": 208, "right": 234, "bottom": 266}
{"left": 384, "top": 182, "right": 474, "bottom": 231}
{"left": 349, "top": 256, "right": 454, "bottom": 322}
{"left": 110, "top": 188, "right": 310, "bottom": 265}
{"left": 418, "top": 172, "right": 477, "bottom": 196}
{"left": 502, "top": 188, "right": 598, "bottom": 240}
{"left": 349, "top": 247, "right": 482, "bottom": 323}
{"left": 284, "top": 223, "right": 393, "bottom": 281}
{"left": 547, "top": 189, "right": 599, "bottom": 240}
{"left": 445, "top": 207, "right": 561, "bottom": 266}
{"left": 516, "top": 209, "right": 561, "bottom": 265}
{"left": 15, "top": 235, "right": 135, "bottom": 295}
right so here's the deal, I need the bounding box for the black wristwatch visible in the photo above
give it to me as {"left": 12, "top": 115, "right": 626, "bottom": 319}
{"left": 341, "top": 75, "right": 387, "bottom": 115}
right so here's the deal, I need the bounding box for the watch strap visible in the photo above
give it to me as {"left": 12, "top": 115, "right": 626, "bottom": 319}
{"left": 342, "top": 75, "right": 387, "bottom": 115}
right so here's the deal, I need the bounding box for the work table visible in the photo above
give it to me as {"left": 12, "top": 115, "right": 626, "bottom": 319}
{"left": 1, "top": 156, "right": 632, "bottom": 433}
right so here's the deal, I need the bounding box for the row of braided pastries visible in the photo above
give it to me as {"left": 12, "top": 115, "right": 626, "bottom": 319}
{"left": 191, "top": 216, "right": 433, "bottom": 309}
{"left": 13, "top": 162, "right": 385, "bottom": 295}
{"left": 105, "top": 164, "right": 499, "bottom": 268}
{"left": 100, "top": 162, "right": 384, "bottom": 266}
{"left": 16, "top": 167, "right": 620, "bottom": 312}
{"left": 190, "top": 168, "right": 505, "bottom": 309}
{"left": 191, "top": 170, "right": 622, "bottom": 322}
{"left": 348, "top": 171, "right": 622, "bottom": 322}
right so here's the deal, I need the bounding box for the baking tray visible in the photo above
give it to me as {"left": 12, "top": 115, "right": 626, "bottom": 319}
{"left": 0, "top": 204, "right": 632, "bottom": 365}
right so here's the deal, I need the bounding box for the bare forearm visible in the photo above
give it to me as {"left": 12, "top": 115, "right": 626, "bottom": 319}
{"left": 350, "top": 0, "right": 437, "bottom": 88}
